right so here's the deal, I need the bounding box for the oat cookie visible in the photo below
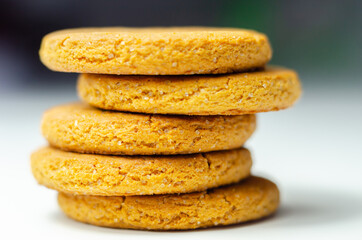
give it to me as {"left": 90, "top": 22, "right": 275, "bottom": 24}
{"left": 40, "top": 27, "right": 271, "bottom": 75}
{"left": 41, "top": 103, "right": 256, "bottom": 155}
{"left": 78, "top": 66, "right": 301, "bottom": 115}
{"left": 58, "top": 176, "right": 279, "bottom": 230}
{"left": 31, "top": 147, "right": 252, "bottom": 196}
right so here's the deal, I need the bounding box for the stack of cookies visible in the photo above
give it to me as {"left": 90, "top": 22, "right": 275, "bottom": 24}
{"left": 31, "top": 27, "right": 301, "bottom": 230}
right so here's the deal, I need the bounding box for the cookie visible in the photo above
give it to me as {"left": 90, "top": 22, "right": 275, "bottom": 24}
{"left": 39, "top": 27, "right": 271, "bottom": 75}
{"left": 31, "top": 146, "right": 251, "bottom": 196}
{"left": 41, "top": 103, "right": 256, "bottom": 155}
{"left": 58, "top": 176, "right": 279, "bottom": 230}
{"left": 78, "top": 66, "right": 301, "bottom": 115}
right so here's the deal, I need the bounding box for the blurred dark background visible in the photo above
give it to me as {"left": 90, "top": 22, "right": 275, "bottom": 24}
{"left": 1, "top": 0, "right": 361, "bottom": 91}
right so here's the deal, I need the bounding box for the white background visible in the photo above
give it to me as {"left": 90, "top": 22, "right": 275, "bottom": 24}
{"left": 1, "top": 76, "right": 361, "bottom": 240}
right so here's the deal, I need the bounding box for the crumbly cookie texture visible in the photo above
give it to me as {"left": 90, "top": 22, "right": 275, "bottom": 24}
{"left": 58, "top": 176, "right": 279, "bottom": 230}
{"left": 39, "top": 27, "right": 272, "bottom": 75}
{"left": 31, "top": 147, "right": 251, "bottom": 196}
{"left": 78, "top": 66, "right": 301, "bottom": 115}
{"left": 41, "top": 103, "right": 256, "bottom": 155}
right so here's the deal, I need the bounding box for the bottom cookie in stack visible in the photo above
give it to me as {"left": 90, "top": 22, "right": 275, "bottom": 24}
{"left": 58, "top": 176, "right": 279, "bottom": 230}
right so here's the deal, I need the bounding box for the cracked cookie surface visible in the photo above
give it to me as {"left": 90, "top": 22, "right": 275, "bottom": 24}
{"left": 41, "top": 103, "right": 256, "bottom": 155}
{"left": 39, "top": 27, "right": 271, "bottom": 75}
{"left": 31, "top": 147, "right": 251, "bottom": 196}
{"left": 78, "top": 66, "right": 301, "bottom": 115}
{"left": 58, "top": 176, "right": 279, "bottom": 230}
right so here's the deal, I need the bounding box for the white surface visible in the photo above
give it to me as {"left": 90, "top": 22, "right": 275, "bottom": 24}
{"left": 0, "top": 79, "right": 361, "bottom": 240}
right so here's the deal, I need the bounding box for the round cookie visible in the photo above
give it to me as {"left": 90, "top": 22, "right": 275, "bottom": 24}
{"left": 58, "top": 176, "right": 279, "bottom": 230}
{"left": 41, "top": 103, "right": 256, "bottom": 155}
{"left": 31, "top": 147, "right": 252, "bottom": 196}
{"left": 39, "top": 27, "right": 272, "bottom": 75}
{"left": 78, "top": 66, "right": 301, "bottom": 115}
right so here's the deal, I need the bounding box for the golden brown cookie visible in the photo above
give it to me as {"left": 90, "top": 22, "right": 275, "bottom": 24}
{"left": 58, "top": 176, "right": 279, "bottom": 230}
{"left": 41, "top": 103, "right": 256, "bottom": 155}
{"left": 39, "top": 27, "right": 271, "bottom": 75}
{"left": 31, "top": 146, "right": 252, "bottom": 196}
{"left": 78, "top": 66, "right": 301, "bottom": 115}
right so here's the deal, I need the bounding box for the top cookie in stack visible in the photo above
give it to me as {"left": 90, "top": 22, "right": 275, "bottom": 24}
{"left": 40, "top": 27, "right": 272, "bottom": 75}
{"left": 33, "top": 27, "right": 301, "bottom": 230}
